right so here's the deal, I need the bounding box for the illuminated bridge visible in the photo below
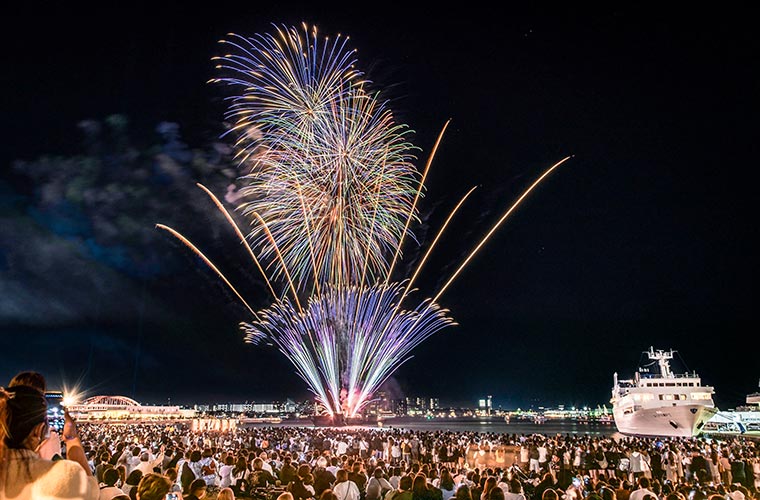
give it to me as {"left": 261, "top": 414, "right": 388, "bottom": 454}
{"left": 67, "top": 395, "right": 195, "bottom": 422}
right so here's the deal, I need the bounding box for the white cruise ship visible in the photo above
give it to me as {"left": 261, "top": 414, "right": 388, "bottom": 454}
{"left": 611, "top": 347, "right": 718, "bottom": 437}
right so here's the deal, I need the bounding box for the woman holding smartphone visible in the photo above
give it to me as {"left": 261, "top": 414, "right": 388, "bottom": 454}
{"left": 1, "top": 371, "right": 99, "bottom": 500}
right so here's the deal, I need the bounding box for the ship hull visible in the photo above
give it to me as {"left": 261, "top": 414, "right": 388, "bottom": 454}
{"left": 613, "top": 404, "right": 717, "bottom": 437}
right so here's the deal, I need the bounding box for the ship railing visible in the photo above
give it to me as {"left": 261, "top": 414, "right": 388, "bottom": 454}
{"left": 639, "top": 372, "right": 699, "bottom": 379}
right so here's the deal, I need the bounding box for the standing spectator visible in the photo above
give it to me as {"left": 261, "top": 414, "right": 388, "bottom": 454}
{"left": 628, "top": 477, "right": 656, "bottom": 500}
{"left": 219, "top": 456, "right": 235, "bottom": 489}
{"left": 136, "top": 447, "right": 165, "bottom": 477}
{"left": 334, "top": 469, "right": 360, "bottom": 500}
{"left": 314, "top": 457, "right": 337, "bottom": 496}
{"left": 199, "top": 449, "right": 218, "bottom": 488}
{"left": 367, "top": 467, "right": 393, "bottom": 500}
{"left": 100, "top": 467, "right": 127, "bottom": 500}
{"left": 348, "top": 462, "right": 368, "bottom": 500}
{"left": 123, "top": 470, "right": 144, "bottom": 499}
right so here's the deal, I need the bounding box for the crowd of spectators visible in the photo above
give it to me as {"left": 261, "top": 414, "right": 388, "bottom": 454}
{"left": 2, "top": 372, "right": 758, "bottom": 500}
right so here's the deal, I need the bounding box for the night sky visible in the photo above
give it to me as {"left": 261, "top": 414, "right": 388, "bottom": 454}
{"left": 1, "top": 5, "right": 756, "bottom": 410}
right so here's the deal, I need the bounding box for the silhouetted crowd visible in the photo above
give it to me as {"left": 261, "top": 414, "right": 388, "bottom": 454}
{"left": 69, "top": 423, "right": 759, "bottom": 500}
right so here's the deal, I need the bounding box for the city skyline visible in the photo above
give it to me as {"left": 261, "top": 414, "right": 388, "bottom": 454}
{"left": 1, "top": 6, "right": 756, "bottom": 410}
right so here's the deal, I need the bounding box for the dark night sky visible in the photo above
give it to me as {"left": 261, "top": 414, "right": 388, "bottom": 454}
{"left": 1, "top": 5, "right": 757, "bottom": 410}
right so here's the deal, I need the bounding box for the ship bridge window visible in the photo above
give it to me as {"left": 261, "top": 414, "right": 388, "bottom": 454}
{"left": 666, "top": 383, "right": 675, "bottom": 387}
{"left": 635, "top": 393, "right": 654, "bottom": 401}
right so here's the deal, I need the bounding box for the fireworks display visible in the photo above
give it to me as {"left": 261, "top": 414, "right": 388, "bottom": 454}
{"left": 158, "top": 23, "right": 568, "bottom": 418}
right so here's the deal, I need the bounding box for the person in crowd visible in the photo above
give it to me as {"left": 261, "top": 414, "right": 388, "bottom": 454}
{"left": 541, "top": 489, "right": 558, "bottom": 500}
{"left": 217, "top": 487, "right": 235, "bottom": 500}
{"left": 100, "top": 467, "right": 127, "bottom": 500}
{"left": 249, "top": 456, "right": 278, "bottom": 487}
{"left": 231, "top": 454, "right": 250, "bottom": 496}
{"left": 480, "top": 477, "right": 498, "bottom": 500}
{"left": 165, "top": 467, "right": 183, "bottom": 495}
{"left": 185, "top": 479, "right": 208, "bottom": 500}
{"left": 314, "top": 457, "right": 337, "bottom": 497}
{"left": 96, "top": 452, "right": 114, "bottom": 483}
{"left": 334, "top": 469, "right": 361, "bottom": 500}
{"left": 599, "top": 486, "right": 617, "bottom": 500}
{"left": 290, "top": 464, "right": 317, "bottom": 500}
{"left": 136, "top": 447, "right": 165, "bottom": 477}
{"left": 320, "top": 490, "right": 339, "bottom": 500}
{"left": 628, "top": 477, "right": 656, "bottom": 500}
{"left": 281, "top": 456, "right": 298, "bottom": 485}
{"left": 386, "top": 475, "right": 414, "bottom": 500}
{"left": 412, "top": 473, "right": 438, "bottom": 500}
{"left": 503, "top": 479, "right": 525, "bottom": 500}
{"left": 198, "top": 449, "right": 217, "bottom": 488}
{"left": 488, "top": 488, "right": 505, "bottom": 500}
{"left": 1, "top": 373, "right": 98, "bottom": 500}
{"left": 437, "top": 469, "right": 456, "bottom": 500}
{"left": 124, "top": 469, "right": 144, "bottom": 500}
{"left": 218, "top": 455, "right": 235, "bottom": 489}
{"left": 367, "top": 467, "right": 393, "bottom": 500}
{"left": 348, "top": 462, "right": 368, "bottom": 500}
{"left": 135, "top": 473, "right": 172, "bottom": 500}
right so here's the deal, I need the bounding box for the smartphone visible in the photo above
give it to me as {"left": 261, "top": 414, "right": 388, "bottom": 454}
{"left": 44, "top": 392, "right": 65, "bottom": 433}
{"left": 166, "top": 493, "right": 179, "bottom": 500}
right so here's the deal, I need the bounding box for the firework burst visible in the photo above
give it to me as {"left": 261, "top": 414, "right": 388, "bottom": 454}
{"left": 212, "top": 23, "right": 420, "bottom": 289}
{"left": 242, "top": 282, "right": 454, "bottom": 417}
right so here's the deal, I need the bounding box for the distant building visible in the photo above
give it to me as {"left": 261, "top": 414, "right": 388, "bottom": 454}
{"left": 395, "top": 396, "right": 440, "bottom": 415}
{"left": 365, "top": 391, "right": 394, "bottom": 416}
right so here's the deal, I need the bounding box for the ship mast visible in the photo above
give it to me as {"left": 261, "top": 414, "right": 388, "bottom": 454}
{"left": 646, "top": 346, "right": 674, "bottom": 378}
